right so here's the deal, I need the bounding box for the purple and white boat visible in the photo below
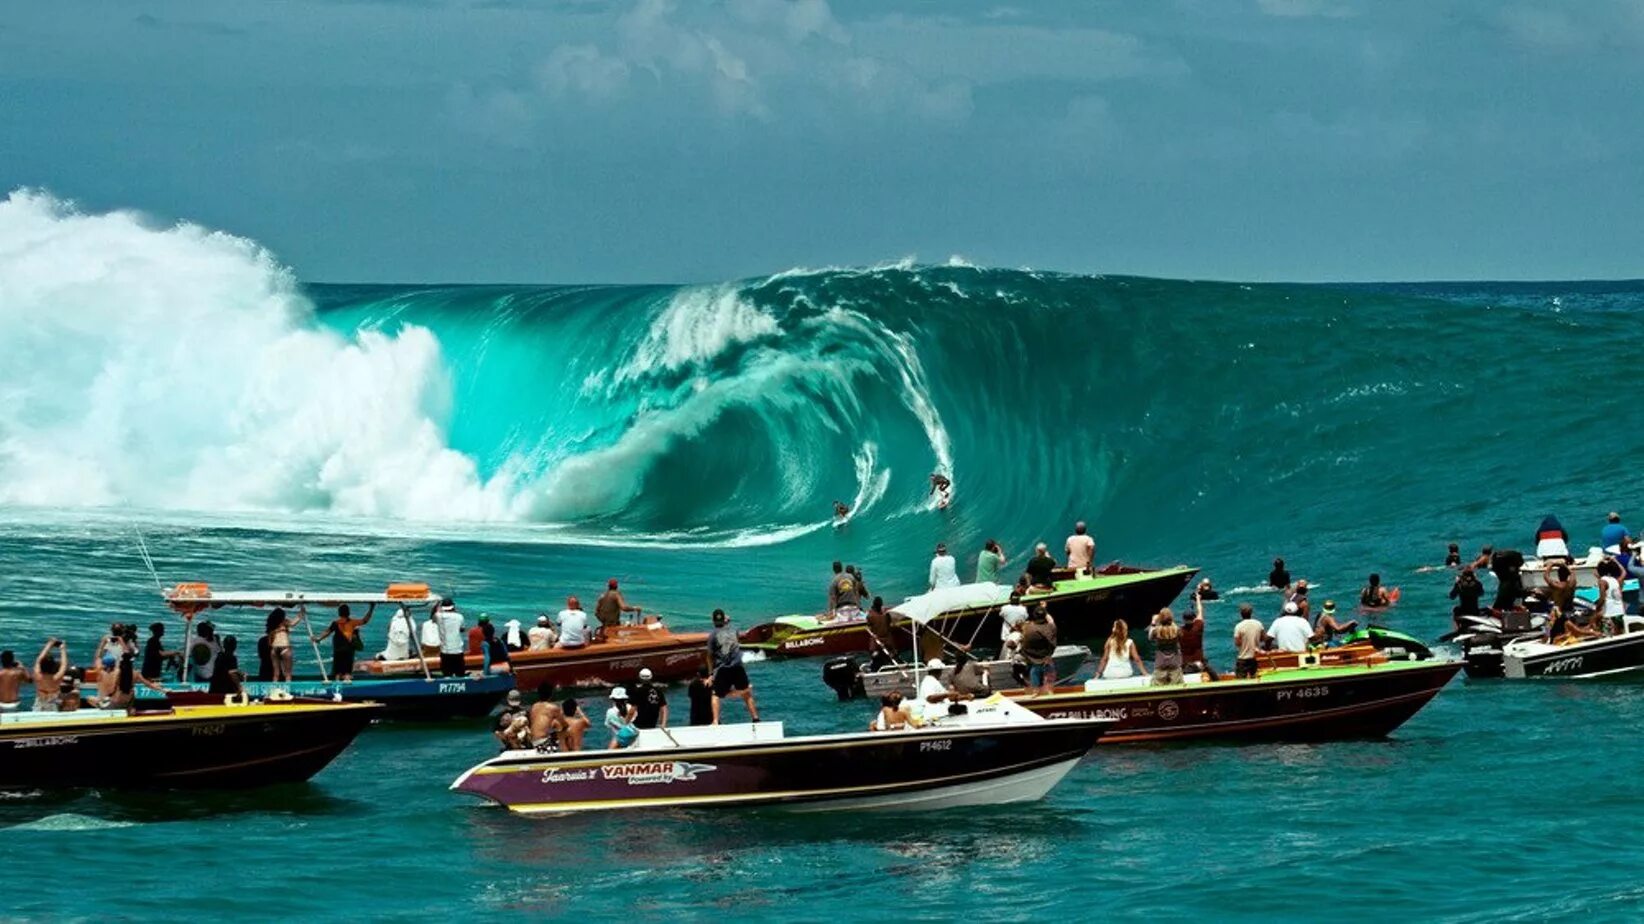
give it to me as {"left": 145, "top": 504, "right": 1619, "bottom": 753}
{"left": 449, "top": 698, "right": 1108, "bottom": 815}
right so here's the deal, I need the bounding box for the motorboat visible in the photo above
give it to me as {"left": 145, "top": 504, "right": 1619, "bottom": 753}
{"left": 1448, "top": 610, "right": 1547, "bottom": 679}
{"left": 449, "top": 696, "right": 1108, "bottom": 815}
{"left": 0, "top": 699, "right": 380, "bottom": 790}
{"left": 1501, "top": 615, "right": 1644, "bottom": 679}
{"left": 364, "top": 618, "right": 709, "bottom": 690}
{"left": 157, "top": 583, "right": 514, "bottom": 719}
{"left": 822, "top": 644, "right": 1093, "bottom": 701}
{"left": 1017, "top": 659, "right": 1462, "bottom": 744}
{"left": 1520, "top": 548, "right": 1608, "bottom": 590}
{"left": 741, "top": 562, "right": 1198, "bottom": 659}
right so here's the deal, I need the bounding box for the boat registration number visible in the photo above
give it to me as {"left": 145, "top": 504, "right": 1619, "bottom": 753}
{"left": 191, "top": 724, "right": 227, "bottom": 736}
{"left": 919, "top": 739, "right": 953, "bottom": 752}
{"left": 438, "top": 683, "right": 467, "bottom": 694}
{"left": 1275, "top": 686, "right": 1329, "bottom": 701}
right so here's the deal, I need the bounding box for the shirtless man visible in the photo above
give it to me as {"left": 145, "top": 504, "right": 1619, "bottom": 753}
{"left": 32, "top": 639, "right": 69, "bottom": 712}
{"left": 595, "top": 580, "right": 641, "bottom": 630}
{"left": 561, "top": 699, "right": 592, "bottom": 752}
{"left": 527, "top": 683, "right": 567, "bottom": 752}
{"left": 0, "top": 650, "right": 28, "bottom": 711}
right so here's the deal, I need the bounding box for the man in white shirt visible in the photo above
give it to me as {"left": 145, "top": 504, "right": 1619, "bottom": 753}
{"left": 435, "top": 598, "right": 466, "bottom": 676}
{"left": 556, "top": 596, "right": 591, "bottom": 649}
{"left": 1269, "top": 601, "right": 1316, "bottom": 653}
{"left": 1065, "top": 521, "right": 1096, "bottom": 575}
{"left": 382, "top": 605, "right": 414, "bottom": 661}
{"left": 998, "top": 592, "right": 1029, "bottom": 647}
{"left": 419, "top": 613, "right": 443, "bottom": 659}
{"left": 917, "top": 658, "right": 960, "bottom": 720}
{"left": 928, "top": 543, "right": 960, "bottom": 590}
{"left": 527, "top": 614, "right": 556, "bottom": 651}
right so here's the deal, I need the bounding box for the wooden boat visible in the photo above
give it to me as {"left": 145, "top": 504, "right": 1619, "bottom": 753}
{"left": 364, "top": 620, "right": 709, "bottom": 690}
{"left": 741, "top": 563, "right": 1199, "bottom": 660}
{"left": 0, "top": 699, "right": 380, "bottom": 790}
{"left": 159, "top": 583, "right": 513, "bottom": 719}
{"left": 1015, "top": 659, "right": 1461, "bottom": 744}
{"left": 822, "top": 645, "right": 1093, "bottom": 700}
{"left": 450, "top": 697, "right": 1107, "bottom": 815}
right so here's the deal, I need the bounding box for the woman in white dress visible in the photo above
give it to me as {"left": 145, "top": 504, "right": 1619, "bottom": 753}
{"left": 1095, "top": 618, "right": 1146, "bottom": 680}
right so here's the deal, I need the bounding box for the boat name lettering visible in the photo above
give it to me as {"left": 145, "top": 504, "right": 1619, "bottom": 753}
{"left": 785, "top": 637, "right": 826, "bottom": 649}
{"left": 665, "top": 653, "right": 699, "bottom": 665}
{"left": 1275, "top": 686, "right": 1330, "bottom": 701}
{"left": 1046, "top": 708, "right": 1127, "bottom": 721}
{"left": 1543, "top": 656, "right": 1584, "bottom": 674}
{"left": 10, "top": 735, "right": 78, "bottom": 749}
{"left": 600, "top": 761, "right": 717, "bottom": 785}
{"left": 191, "top": 724, "right": 227, "bottom": 736}
{"left": 541, "top": 767, "right": 596, "bottom": 783}
{"left": 610, "top": 659, "right": 643, "bottom": 671}
{"left": 918, "top": 739, "right": 953, "bottom": 752}
{"left": 438, "top": 683, "right": 466, "bottom": 694}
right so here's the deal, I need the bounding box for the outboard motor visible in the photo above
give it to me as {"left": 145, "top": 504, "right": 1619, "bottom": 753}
{"left": 822, "top": 655, "right": 867, "bottom": 701}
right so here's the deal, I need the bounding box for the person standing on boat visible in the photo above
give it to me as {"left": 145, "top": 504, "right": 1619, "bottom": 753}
{"left": 827, "top": 561, "right": 859, "bottom": 619}
{"left": 140, "top": 622, "right": 178, "bottom": 682}
{"left": 1596, "top": 558, "right": 1626, "bottom": 634}
{"left": 1489, "top": 548, "right": 1526, "bottom": 610}
{"left": 1268, "top": 558, "right": 1290, "bottom": 591}
{"left": 1021, "top": 605, "right": 1060, "bottom": 695}
{"left": 527, "top": 615, "right": 556, "bottom": 651}
{"left": 1287, "top": 579, "right": 1313, "bottom": 619}
{"left": 1602, "top": 512, "right": 1629, "bottom": 553}
{"left": 1541, "top": 563, "right": 1577, "bottom": 615}
{"left": 1232, "top": 605, "right": 1265, "bottom": 679}
{"left": 1095, "top": 618, "right": 1143, "bottom": 682}
{"left": 604, "top": 688, "right": 639, "bottom": 749}
{"left": 435, "top": 598, "right": 466, "bottom": 677}
{"left": 596, "top": 579, "right": 641, "bottom": 630}
{"left": 31, "top": 639, "right": 68, "bottom": 711}
{"left": 555, "top": 597, "right": 591, "bottom": 649}
{"left": 950, "top": 649, "right": 990, "bottom": 697}
{"left": 188, "top": 621, "right": 221, "bottom": 684}
{"left": 480, "top": 621, "right": 512, "bottom": 675}
{"left": 382, "top": 604, "right": 415, "bottom": 661}
{"left": 630, "top": 667, "right": 669, "bottom": 730}
{"left": 265, "top": 608, "right": 305, "bottom": 682}
{"left": 929, "top": 472, "right": 952, "bottom": 507}
{"left": 864, "top": 597, "right": 896, "bottom": 669}
{"left": 687, "top": 667, "right": 714, "bottom": 726}
{"left": 1181, "top": 590, "right": 1218, "bottom": 680}
{"left": 0, "top": 650, "right": 27, "bottom": 712}
{"left": 708, "top": 609, "right": 760, "bottom": 724}
{"left": 1449, "top": 567, "right": 1486, "bottom": 629}
{"left": 561, "top": 699, "right": 592, "bottom": 751}
{"left": 975, "top": 540, "right": 1006, "bottom": 584}
{"left": 1025, "top": 543, "right": 1057, "bottom": 590}
{"left": 848, "top": 565, "right": 869, "bottom": 602}
{"left": 928, "top": 543, "right": 960, "bottom": 591}
{"left": 528, "top": 683, "right": 566, "bottom": 752}
{"left": 1148, "top": 610, "right": 1184, "bottom": 686}
{"left": 1065, "top": 522, "right": 1096, "bottom": 576}
{"left": 998, "top": 592, "right": 1029, "bottom": 655}
{"left": 315, "top": 603, "right": 374, "bottom": 683}
{"left": 418, "top": 610, "right": 443, "bottom": 662}
{"left": 209, "top": 636, "right": 244, "bottom": 698}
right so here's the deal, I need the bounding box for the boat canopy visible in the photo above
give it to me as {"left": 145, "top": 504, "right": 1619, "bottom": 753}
{"left": 890, "top": 582, "right": 1011, "bottom": 625}
{"left": 163, "top": 582, "right": 441, "bottom": 612}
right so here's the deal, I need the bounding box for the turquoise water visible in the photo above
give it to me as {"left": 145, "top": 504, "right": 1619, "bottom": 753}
{"left": 4, "top": 196, "right": 1644, "bottom": 920}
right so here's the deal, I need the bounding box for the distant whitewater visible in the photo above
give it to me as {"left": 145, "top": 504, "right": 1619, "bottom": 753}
{"left": 4, "top": 189, "right": 1643, "bottom": 552}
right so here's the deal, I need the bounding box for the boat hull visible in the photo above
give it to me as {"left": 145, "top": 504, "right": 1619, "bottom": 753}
{"left": 856, "top": 646, "right": 1092, "bottom": 699}
{"left": 365, "top": 631, "right": 710, "bottom": 690}
{"left": 451, "top": 720, "right": 1105, "bottom": 815}
{"left": 746, "top": 565, "right": 1198, "bottom": 660}
{"left": 1019, "top": 661, "right": 1461, "bottom": 744}
{"left": 0, "top": 702, "right": 380, "bottom": 790}
{"left": 1502, "top": 631, "right": 1644, "bottom": 679}
{"left": 156, "top": 674, "right": 512, "bottom": 720}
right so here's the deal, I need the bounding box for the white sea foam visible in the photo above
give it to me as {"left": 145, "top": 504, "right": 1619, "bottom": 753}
{"left": 7, "top": 812, "right": 138, "bottom": 832}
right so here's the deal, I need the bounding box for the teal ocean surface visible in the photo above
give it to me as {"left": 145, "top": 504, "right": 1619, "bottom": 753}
{"left": 2, "top": 197, "right": 1644, "bottom": 919}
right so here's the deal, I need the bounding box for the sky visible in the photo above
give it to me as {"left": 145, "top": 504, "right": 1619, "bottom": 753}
{"left": 3, "top": 0, "right": 1643, "bottom": 284}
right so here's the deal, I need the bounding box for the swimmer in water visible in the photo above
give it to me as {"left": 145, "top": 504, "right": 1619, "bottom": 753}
{"left": 1268, "top": 558, "right": 1290, "bottom": 591}
{"left": 1445, "top": 543, "right": 1461, "bottom": 568}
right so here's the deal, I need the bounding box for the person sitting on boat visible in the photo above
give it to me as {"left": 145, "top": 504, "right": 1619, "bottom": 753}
{"left": 104, "top": 650, "right": 165, "bottom": 711}
{"left": 1287, "top": 579, "right": 1313, "bottom": 619}
{"left": 480, "top": 621, "right": 512, "bottom": 675}
{"left": 209, "top": 636, "right": 244, "bottom": 698}
{"left": 826, "top": 561, "right": 862, "bottom": 621}
{"left": 1095, "top": 618, "right": 1144, "bottom": 682}
{"left": 555, "top": 597, "right": 591, "bottom": 650}
{"left": 1021, "top": 605, "right": 1060, "bottom": 695}
{"left": 1148, "top": 610, "right": 1184, "bottom": 686}
{"left": 1546, "top": 606, "right": 1601, "bottom": 644}
{"left": 1534, "top": 515, "right": 1572, "bottom": 561}
{"left": 1618, "top": 538, "right": 1644, "bottom": 583}
{"left": 418, "top": 610, "right": 443, "bottom": 662}
{"left": 561, "top": 698, "right": 592, "bottom": 751}
{"left": 708, "top": 609, "right": 760, "bottom": 724}
{"left": 466, "top": 615, "right": 489, "bottom": 656}
{"left": 1359, "top": 574, "right": 1392, "bottom": 609}
{"left": 1269, "top": 602, "right": 1316, "bottom": 653}
{"left": 264, "top": 608, "right": 303, "bottom": 682}
{"left": 58, "top": 675, "right": 84, "bottom": 712}
{"left": 1025, "top": 543, "right": 1057, "bottom": 591}
{"left": 381, "top": 604, "right": 415, "bottom": 662}
{"left": 917, "top": 658, "right": 970, "bottom": 719}
{"left": 950, "top": 649, "right": 990, "bottom": 697}
{"left": 0, "top": 650, "right": 28, "bottom": 712}
{"left": 527, "top": 615, "right": 557, "bottom": 651}
{"left": 869, "top": 691, "right": 922, "bottom": 731}
{"left": 1182, "top": 589, "right": 1218, "bottom": 680}
{"left": 929, "top": 543, "right": 961, "bottom": 591}
{"left": 32, "top": 639, "right": 68, "bottom": 711}
{"left": 1232, "top": 604, "right": 1265, "bottom": 678}
{"left": 1314, "top": 601, "right": 1358, "bottom": 645}
{"left": 528, "top": 683, "right": 566, "bottom": 752}
{"left": 315, "top": 603, "right": 374, "bottom": 683}
{"left": 1602, "top": 512, "right": 1629, "bottom": 554}
{"left": 504, "top": 618, "right": 524, "bottom": 652}
{"left": 495, "top": 689, "right": 529, "bottom": 751}
{"left": 605, "top": 688, "right": 639, "bottom": 749}
{"left": 630, "top": 667, "right": 669, "bottom": 730}
{"left": 187, "top": 620, "right": 221, "bottom": 684}
{"left": 1065, "top": 521, "right": 1096, "bottom": 576}
{"left": 864, "top": 597, "right": 896, "bottom": 670}
{"left": 1268, "top": 557, "right": 1290, "bottom": 591}
{"left": 596, "top": 579, "right": 641, "bottom": 630}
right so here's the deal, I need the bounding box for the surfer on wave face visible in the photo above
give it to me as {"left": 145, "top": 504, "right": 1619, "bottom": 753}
{"left": 929, "top": 472, "right": 952, "bottom": 507}
{"left": 833, "top": 500, "right": 849, "bottom": 521}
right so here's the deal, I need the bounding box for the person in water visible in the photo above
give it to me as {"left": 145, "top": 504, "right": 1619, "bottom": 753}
{"left": 1268, "top": 558, "right": 1291, "bottom": 590}
{"left": 595, "top": 579, "right": 641, "bottom": 629}
{"left": 1025, "top": 542, "right": 1057, "bottom": 590}
{"left": 928, "top": 543, "right": 961, "bottom": 590}
{"left": 1445, "top": 544, "right": 1462, "bottom": 568}
{"left": 1194, "top": 578, "right": 1219, "bottom": 601}
{"left": 975, "top": 539, "right": 1007, "bottom": 584}
{"left": 1314, "top": 600, "right": 1358, "bottom": 644}
{"left": 833, "top": 500, "right": 850, "bottom": 521}
{"left": 1359, "top": 574, "right": 1392, "bottom": 609}
{"left": 1469, "top": 545, "right": 1494, "bottom": 572}
{"left": 1065, "top": 521, "right": 1096, "bottom": 575}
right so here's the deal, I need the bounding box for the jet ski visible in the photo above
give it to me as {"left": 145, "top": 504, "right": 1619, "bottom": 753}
{"left": 1448, "top": 609, "right": 1548, "bottom": 678}
{"left": 1333, "top": 625, "right": 1432, "bottom": 661}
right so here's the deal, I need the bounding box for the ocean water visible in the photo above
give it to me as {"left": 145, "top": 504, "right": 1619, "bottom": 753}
{"left": 3, "top": 192, "right": 1644, "bottom": 920}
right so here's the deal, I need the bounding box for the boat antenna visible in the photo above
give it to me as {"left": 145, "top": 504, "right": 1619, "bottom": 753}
{"left": 134, "top": 527, "right": 165, "bottom": 595}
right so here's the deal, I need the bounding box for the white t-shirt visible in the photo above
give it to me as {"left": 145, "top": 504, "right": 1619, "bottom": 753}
{"left": 384, "top": 611, "right": 414, "bottom": 660}
{"left": 436, "top": 609, "right": 465, "bottom": 654}
{"left": 929, "top": 554, "right": 960, "bottom": 589}
{"left": 420, "top": 618, "right": 442, "bottom": 650}
{"left": 917, "top": 672, "right": 949, "bottom": 717}
{"left": 1066, "top": 534, "right": 1096, "bottom": 571}
{"left": 557, "top": 609, "right": 590, "bottom": 647}
{"left": 527, "top": 625, "right": 553, "bottom": 651}
{"left": 1270, "top": 614, "right": 1313, "bottom": 653}
{"left": 999, "top": 604, "right": 1029, "bottom": 641}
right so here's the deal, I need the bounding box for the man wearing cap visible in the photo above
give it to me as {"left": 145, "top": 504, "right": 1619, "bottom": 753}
{"left": 494, "top": 689, "right": 528, "bottom": 751}
{"left": 630, "top": 667, "right": 669, "bottom": 730}
{"left": 436, "top": 598, "right": 466, "bottom": 677}
{"left": 527, "top": 614, "right": 556, "bottom": 651}
{"left": 605, "top": 688, "right": 638, "bottom": 749}
{"left": 556, "top": 597, "right": 591, "bottom": 650}
{"left": 928, "top": 543, "right": 960, "bottom": 591}
{"left": 1025, "top": 543, "right": 1057, "bottom": 590}
{"left": 918, "top": 657, "right": 965, "bottom": 718}
{"left": 596, "top": 579, "right": 641, "bottom": 630}
{"left": 708, "top": 609, "right": 760, "bottom": 724}
{"left": 1065, "top": 521, "right": 1096, "bottom": 575}
{"left": 1313, "top": 600, "right": 1358, "bottom": 646}
{"left": 1269, "top": 601, "right": 1316, "bottom": 653}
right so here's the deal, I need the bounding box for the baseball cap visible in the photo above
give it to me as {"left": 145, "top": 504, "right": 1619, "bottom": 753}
{"left": 1322, "top": 600, "right": 1337, "bottom": 612}
{"left": 1283, "top": 601, "right": 1299, "bottom": 614}
{"left": 638, "top": 668, "right": 653, "bottom": 680}
{"left": 505, "top": 690, "right": 522, "bottom": 705}
{"left": 926, "top": 658, "right": 944, "bottom": 669}
{"left": 611, "top": 687, "right": 629, "bottom": 700}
